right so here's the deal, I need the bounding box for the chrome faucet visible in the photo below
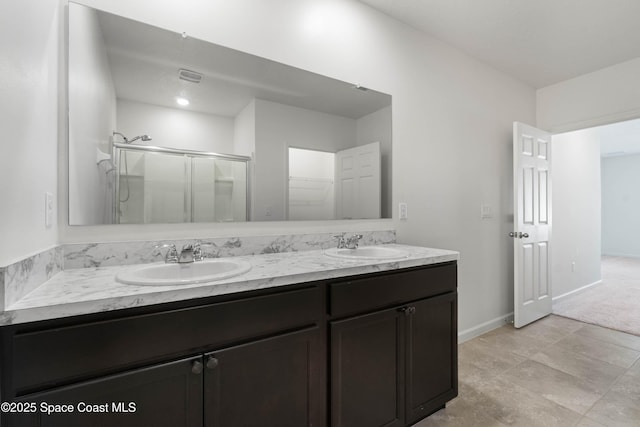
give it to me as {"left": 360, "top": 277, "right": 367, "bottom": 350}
{"left": 345, "top": 234, "right": 363, "bottom": 249}
{"left": 333, "top": 234, "right": 347, "bottom": 249}
{"left": 179, "top": 244, "right": 196, "bottom": 263}
{"left": 153, "top": 243, "right": 179, "bottom": 263}
{"left": 153, "top": 242, "right": 210, "bottom": 263}
{"left": 333, "top": 233, "right": 363, "bottom": 250}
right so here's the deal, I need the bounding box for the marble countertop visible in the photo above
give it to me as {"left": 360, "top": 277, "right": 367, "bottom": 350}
{"left": 0, "top": 244, "right": 458, "bottom": 326}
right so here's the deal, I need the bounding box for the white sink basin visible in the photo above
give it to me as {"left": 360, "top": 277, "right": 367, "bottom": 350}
{"left": 324, "top": 246, "right": 409, "bottom": 261}
{"left": 116, "top": 258, "right": 252, "bottom": 286}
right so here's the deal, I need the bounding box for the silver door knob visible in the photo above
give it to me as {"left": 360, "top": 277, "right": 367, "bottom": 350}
{"left": 518, "top": 232, "right": 529, "bottom": 239}
{"left": 509, "top": 232, "right": 516, "bottom": 238}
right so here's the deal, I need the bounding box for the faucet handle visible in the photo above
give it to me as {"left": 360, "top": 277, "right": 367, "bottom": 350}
{"left": 346, "top": 234, "right": 364, "bottom": 249}
{"left": 332, "top": 233, "right": 347, "bottom": 248}
{"left": 193, "top": 241, "right": 216, "bottom": 261}
{"left": 153, "top": 243, "right": 179, "bottom": 263}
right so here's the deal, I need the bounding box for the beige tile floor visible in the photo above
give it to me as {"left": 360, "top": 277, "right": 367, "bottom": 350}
{"left": 416, "top": 315, "right": 640, "bottom": 426}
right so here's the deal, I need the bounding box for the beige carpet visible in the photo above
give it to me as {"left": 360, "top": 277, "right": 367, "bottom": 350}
{"left": 553, "top": 256, "right": 640, "bottom": 337}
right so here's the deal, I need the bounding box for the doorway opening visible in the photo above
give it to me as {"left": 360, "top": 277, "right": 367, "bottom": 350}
{"left": 551, "top": 117, "right": 640, "bottom": 336}
{"left": 287, "top": 147, "right": 335, "bottom": 221}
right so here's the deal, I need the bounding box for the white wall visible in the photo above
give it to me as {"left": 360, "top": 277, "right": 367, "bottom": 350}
{"left": 601, "top": 154, "right": 640, "bottom": 258}
{"left": 68, "top": 3, "right": 117, "bottom": 225}
{"left": 116, "top": 99, "right": 234, "bottom": 154}
{"left": 357, "top": 106, "right": 392, "bottom": 218}
{"left": 233, "top": 100, "right": 256, "bottom": 157}
{"left": 0, "top": 0, "right": 59, "bottom": 266}
{"left": 551, "top": 129, "right": 602, "bottom": 299}
{"left": 538, "top": 58, "right": 640, "bottom": 133}
{"left": 253, "top": 98, "right": 357, "bottom": 221}
{"left": 52, "top": 0, "right": 535, "bottom": 335}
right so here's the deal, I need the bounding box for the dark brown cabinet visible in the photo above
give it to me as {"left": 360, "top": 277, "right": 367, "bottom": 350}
{"left": 8, "top": 327, "right": 322, "bottom": 427}
{"left": 1, "top": 262, "right": 457, "bottom": 427}
{"left": 331, "top": 307, "right": 405, "bottom": 427}
{"left": 204, "top": 327, "right": 323, "bottom": 427}
{"left": 10, "top": 327, "right": 322, "bottom": 427}
{"left": 405, "top": 293, "right": 457, "bottom": 425}
{"left": 329, "top": 263, "right": 457, "bottom": 427}
{"left": 11, "top": 356, "right": 204, "bottom": 427}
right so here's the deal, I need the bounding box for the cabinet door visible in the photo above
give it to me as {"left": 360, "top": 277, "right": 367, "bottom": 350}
{"left": 331, "top": 308, "right": 405, "bottom": 427}
{"left": 9, "top": 356, "right": 203, "bottom": 427}
{"left": 405, "top": 292, "right": 458, "bottom": 425}
{"left": 204, "top": 326, "right": 323, "bottom": 427}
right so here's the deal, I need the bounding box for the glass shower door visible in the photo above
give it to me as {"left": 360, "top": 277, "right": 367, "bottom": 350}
{"left": 192, "top": 157, "right": 216, "bottom": 222}
{"left": 143, "top": 151, "right": 187, "bottom": 223}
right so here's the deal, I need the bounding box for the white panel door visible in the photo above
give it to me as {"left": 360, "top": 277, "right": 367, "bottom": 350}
{"left": 335, "top": 142, "right": 381, "bottom": 219}
{"left": 513, "top": 122, "right": 552, "bottom": 328}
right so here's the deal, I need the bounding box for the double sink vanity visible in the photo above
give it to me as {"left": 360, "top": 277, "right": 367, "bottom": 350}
{"left": 0, "top": 239, "right": 458, "bottom": 426}
{"left": 0, "top": 1, "right": 460, "bottom": 425}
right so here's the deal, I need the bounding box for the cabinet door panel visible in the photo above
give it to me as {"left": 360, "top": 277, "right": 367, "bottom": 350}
{"left": 331, "top": 308, "right": 404, "bottom": 427}
{"left": 8, "top": 356, "right": 203, "bottom": 427}
{"left": 405, "top": 292, "right": 457, "bottom": 424}
{"left": 13, "top": 286, "right": 320, "bottom": 394}
{"left": 204, "top": 327, "right": 323, "bottom": 427}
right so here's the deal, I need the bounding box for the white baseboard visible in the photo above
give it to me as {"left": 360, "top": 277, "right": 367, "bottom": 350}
{"left": 458, "top": 312, "right": 513, "bottom": 343}
{"left": 602, "top": 252, "right": 640, "bottom": 259}
{"left": 552, "top": 280, "right": 602, "bottom": 302}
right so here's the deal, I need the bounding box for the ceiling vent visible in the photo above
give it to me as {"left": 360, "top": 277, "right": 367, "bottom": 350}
{"left": 178, "top": 69, "right": 203, "bottom": 83}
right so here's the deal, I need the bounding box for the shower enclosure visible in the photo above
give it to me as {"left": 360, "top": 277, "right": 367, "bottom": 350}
{"left": 113, "top": 143, "right": 250, "bottom": 224}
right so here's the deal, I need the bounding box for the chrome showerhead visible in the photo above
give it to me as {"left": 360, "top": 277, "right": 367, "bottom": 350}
{"left": 112, "top": 131, "right": 152, "bottom": 144}
{"left": 129, "top": 135, "right": 152, "bottom": 143}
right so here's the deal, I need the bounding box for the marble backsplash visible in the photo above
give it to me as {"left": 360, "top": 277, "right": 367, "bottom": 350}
{"left": 1, "top": 246, "right": 63, "bottom": 310}
{"left": 1, "top": 230, "right": 395, "bottom": 309}
{"left": 63, "top": 230, "right": 396, "bottom": 269}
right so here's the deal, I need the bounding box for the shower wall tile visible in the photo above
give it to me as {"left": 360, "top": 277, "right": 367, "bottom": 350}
{"left": 63, "top": 230, "right": 396, "bottom": 269}
{"left": 3, "top": 246, "right": 63, "bottom": 308}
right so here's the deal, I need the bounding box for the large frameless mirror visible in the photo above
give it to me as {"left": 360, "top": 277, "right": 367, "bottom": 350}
{"left": 68, "top": 2, "right": 392, "bottom": 225}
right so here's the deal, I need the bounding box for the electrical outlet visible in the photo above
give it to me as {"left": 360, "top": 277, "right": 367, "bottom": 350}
{"left": 45, "top": 192, "right": 54, "bottom": 228}
{"left": 399, "top": 203, "right": 408, "bottom": 220}
{"left": 480, "top": 204, "right": 493, "bottom": 219}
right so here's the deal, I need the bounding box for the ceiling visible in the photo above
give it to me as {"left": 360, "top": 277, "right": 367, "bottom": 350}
{"left": 359, "top": 0, "right": 640, "bottom": 88}
{"left": 96, "top": 8, "right": 390, "bottom": 119}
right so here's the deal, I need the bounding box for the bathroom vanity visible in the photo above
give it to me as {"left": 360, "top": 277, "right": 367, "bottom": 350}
{"left": 0, "top": 245, "right": 457, "bottom": 426}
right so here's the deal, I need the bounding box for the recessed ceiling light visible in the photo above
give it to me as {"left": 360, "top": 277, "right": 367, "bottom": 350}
{"left": 176, "top": 97, "right": 190, "bottom": 106}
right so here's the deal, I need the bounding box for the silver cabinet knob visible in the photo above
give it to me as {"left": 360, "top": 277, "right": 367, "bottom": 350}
{"left": 192, "top": 360, "right": 204, "bottom": 375}
{"left": 206, "top": 356, "right": 219, "bottom": 370}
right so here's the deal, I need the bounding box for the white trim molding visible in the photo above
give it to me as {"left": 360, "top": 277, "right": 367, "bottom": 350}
{"left": 458, "top": 312, "right": 514, "bottom": 343}
{"left": 552, "top": 280, "right": 602, "bottom": 303}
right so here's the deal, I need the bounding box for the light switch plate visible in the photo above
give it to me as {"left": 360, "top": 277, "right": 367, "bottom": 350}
{"left": 399, "top": 202, "right": 408, "bottom": 220}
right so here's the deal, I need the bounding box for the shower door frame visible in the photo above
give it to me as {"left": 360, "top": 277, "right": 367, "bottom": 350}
{"left": 112, "top": 143, "right": 252, "bottom": 224}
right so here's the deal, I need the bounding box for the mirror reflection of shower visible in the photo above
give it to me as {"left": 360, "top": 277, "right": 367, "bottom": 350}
{"left": 112, "top": 131, "right": 152, "bottom": 144}
{"left": 112, "top": 144, "right": 250, "bottom": 224}
{"left": 112, "top": 131, "right": 152, "bottom": 204}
